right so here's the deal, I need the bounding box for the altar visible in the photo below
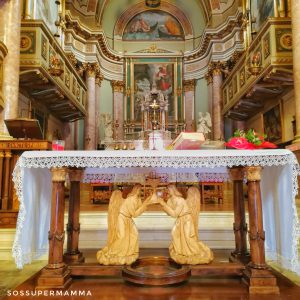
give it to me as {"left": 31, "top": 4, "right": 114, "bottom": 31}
{"left": 12, "top": 149, "right": 300, "bottom": 294}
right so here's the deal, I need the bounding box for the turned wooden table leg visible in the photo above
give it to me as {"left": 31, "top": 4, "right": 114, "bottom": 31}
{"left": 229, "top": 167, "right": 249, "bottom": 263}
{"left": 0, "top": 151, "right": 4, "bottom": 208}
{"left": 64, "top": 168, "right": 85, "bottom": 264}
{"left": 1, "top": 151, "right": 12, "bottom": 210}
{"left": 243, "top": 166, "right": 279, "bottom": 294}
{"left": 36, "top": 168, "right": 72, "bottom": 289}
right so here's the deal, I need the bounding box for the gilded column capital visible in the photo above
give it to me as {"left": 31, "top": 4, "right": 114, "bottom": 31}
{"left": 204, "top": 72, "right": 213, "bottom": 85}
{"left": 183, "top": 79, "right": 196, "bottom": 92}
{"left": 229, "top": 167, "right": 245, "bottom": 181}
{"left": 111, "top": 80, "right": 125, "bottom": 93}
{"left": 95, "top": 73, "right": 104, "bottom": 86}
{"left": 4, "top": 150, "right": 12, "bottom": 158}
{"left": 83, "top": 62, "right": 99, "bottom": 78}
{"left": 245, "top": 166, "right": 262, "bottom": 181}
{"left": 51, "top": 167, "right": 67, "bottom": 182}
{"left": 209, "top": 61, "right": 224, "bottom": 77}
{"left": 68, "top": 168, "right": 84, "bottom": 182}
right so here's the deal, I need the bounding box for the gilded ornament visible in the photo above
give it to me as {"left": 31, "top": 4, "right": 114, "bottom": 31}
{"left": 51, "top": 167, "right": 67, "bottom": 182}
{"left": 111, "top": 80, "right": 125, "bottom": 93}
{"left": 246, "top": 166, "right": 262, "bottom": 181}
{"left": 183, "top": 79, "right": 195, "bottom": 92}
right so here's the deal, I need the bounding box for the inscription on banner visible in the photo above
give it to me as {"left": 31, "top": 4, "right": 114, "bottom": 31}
{"left": 0, "top": 141, "right": 50, "bottom": 150}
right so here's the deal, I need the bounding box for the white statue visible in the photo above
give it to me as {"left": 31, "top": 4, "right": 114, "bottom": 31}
{"left": 197, "top": 112, "right": 212, "bottom": 135}
{"left": 100, "top": 113, "right": 113, "bottom": 141}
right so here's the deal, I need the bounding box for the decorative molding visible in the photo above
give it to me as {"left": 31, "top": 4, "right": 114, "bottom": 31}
{"left": 51, "top": 167, "right": 67, "bottom": 182}
{"left": 135, "top": 44, "right": 173, "bottom": 54}
{"left": 183, "top": 79, "right": 196, "bottom": 92}
{"left": 111, "top": 80, "right": 125, "bottom": 93}
{"left": 185, "top": 12, "right": 243, "bottom": 61}
{"left": 68, "top": 168, "right": 84, "bottom": 182}
{"left": 83, "top": 62, "right": 99, "bottom": 78}
{"left": 246, "top": 166, "right": 262, "bottom": 181}
{"left": 229, "top": 167, "right": 244, "bottom": 181}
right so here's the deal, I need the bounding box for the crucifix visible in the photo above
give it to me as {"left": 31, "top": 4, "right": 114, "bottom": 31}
{"left": 150, "top": 99, "right": 160, "bottom": 130}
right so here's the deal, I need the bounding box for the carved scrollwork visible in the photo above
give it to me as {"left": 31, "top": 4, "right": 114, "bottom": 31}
{"left": 248, "top": 231, "right": 265, "bottom": 241}
{"left": 48, "top": 231, "right": 65, "bottom": 242}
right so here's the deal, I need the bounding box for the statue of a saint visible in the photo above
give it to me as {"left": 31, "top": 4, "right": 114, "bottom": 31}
{"left": 96, "top": 185, "right": 153, "bottom": 265}
{"left": 156, "top": 185, "right": 214, "bottom": 264}
{"left": 100, "top": 113, "right": 113, "bottom": 141}
{"left": 197, "top": 112, "right": 212, "bottom": 135}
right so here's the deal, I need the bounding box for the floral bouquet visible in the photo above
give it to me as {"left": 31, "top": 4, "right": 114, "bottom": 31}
{"left": 225, "top": 129, "right": 277, "bottom": 150}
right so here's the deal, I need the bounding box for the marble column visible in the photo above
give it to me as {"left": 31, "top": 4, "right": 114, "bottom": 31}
{"left": 183, "top": 79, "right": 196, "bottom": 131}
{"left": 291, "top": 0, "right": 300, "bottom": 143}
{"left": 83, "top": 63, "right": 97, "bottom": 150}
{"left": 112, "top": 80, "right": 125, "bottom": 140}
{"left": 0, "top": 0, "right": 21, "bottom": 138}
{"left": 211, "top": 64, "right": 224, "bottom": 140}
{"left": 205, "top": 73, "right": 213, "bottom": 136}
{"left": 63, "top": 122, "right": 72, "bottom": 150}
{"left": 95, "top": 73, "right": 103, "bottom": 147}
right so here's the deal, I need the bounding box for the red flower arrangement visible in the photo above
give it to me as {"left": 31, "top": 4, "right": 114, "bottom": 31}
{"left": 225, "top": 129, "right": 277, "bottom": 150}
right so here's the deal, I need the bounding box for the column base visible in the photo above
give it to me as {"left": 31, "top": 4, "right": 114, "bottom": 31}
{"left": 242, "top": 266, "right": 279, "bottom": 294}
{"left": 63, "top": 251, "right": 85, "bottom": 264}
{"left": 229, "top": 251, "right": 250, "bottom": 264}
{"left": 36, "top": 265, "right": 72, "bottom": 290}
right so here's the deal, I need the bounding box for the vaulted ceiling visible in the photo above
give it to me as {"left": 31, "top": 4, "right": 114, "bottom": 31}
{"left": 65, "top": 1, "right": 220, "bottom": 39}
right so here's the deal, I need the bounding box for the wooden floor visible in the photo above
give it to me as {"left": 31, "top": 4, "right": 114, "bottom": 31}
{"left": 2, "top": 249, "right": 300, "bottom": 300}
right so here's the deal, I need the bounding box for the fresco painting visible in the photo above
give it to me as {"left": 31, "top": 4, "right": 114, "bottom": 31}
{"left": 123, "top": 11, "right": 184, "bottom": 41}
{"left": 251, "top": 0, "right": 274, "bottom": 32}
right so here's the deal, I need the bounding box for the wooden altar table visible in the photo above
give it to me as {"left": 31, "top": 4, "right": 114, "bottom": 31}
{"left": 11, "top": 150, "right": 300, "bottom": 294}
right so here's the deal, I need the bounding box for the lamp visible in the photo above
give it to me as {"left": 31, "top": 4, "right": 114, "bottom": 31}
{"left": 145, "top": 0, "right": 160, "bottom": 8}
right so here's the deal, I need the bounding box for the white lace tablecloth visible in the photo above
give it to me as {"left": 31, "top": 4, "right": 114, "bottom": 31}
{"left": 12, "top": 149, "right": 300, "bottom": 274}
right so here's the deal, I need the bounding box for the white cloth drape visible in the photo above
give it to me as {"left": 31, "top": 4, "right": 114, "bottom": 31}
{"left": 11, "top": 149, "right": 300, "bottom": 275}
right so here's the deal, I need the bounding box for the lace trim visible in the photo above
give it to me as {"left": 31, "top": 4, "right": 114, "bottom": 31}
{"left": 83, "top": 172, "right": 229, "bottom": 183}
{"left": 12, "top": 151, "right": 300, "bottom": 272}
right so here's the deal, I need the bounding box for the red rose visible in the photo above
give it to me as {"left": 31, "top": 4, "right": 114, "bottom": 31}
{"left": 225, "top": 137, "right": 256, "bottom": 149}
{"left": 256, "top": 141, "right": 277, "bottom": 149}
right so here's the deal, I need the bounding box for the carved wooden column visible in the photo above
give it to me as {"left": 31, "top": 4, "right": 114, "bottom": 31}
{"left": 211, "top": 62, "right": 224, "bottom": 140}
{"left": 64, "top": 168, "right": 84, "bottom": 264}
{"left": 243, "top": 166, "right": 279, "bottom": 294}
{"left": 37, "top": 168, "right": 71, "bottom": 289}
{"left": 0, "top": 151, "right": 4, "bottom": 207}
{"left": 95, "top": 73, "right": 103, "bottom": 146}
{"left": 291, "top": 0, "right": 300, "bottom": 143}
{"left": 84, "top": 63, "right": 98, "bottom": 150}
{"left": 1, "top": 150, "right": 11, "bottom": 210}
{"left": 112, "top": 80, "right": 125, "bottom": 140}
{"left": 183, "top": 79, "right": 196, "bottom": 131}
{"left": 229, "top": 167, "right": 249, "bottom": 263}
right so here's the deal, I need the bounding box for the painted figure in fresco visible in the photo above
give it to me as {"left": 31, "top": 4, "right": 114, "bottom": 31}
{"left": 164, "top": 17, "right": 181, "bottom": 36}
{"left": 97, "top": 185, "right": 154, "bottom": 265}
{"left": 156, "top": 66, "right": 171, "bottom": 91}
{"left": 156, "top": 185, "right": 214, "bottom": 264}
{"left": 130, "top": 17, "right": 151, "bottom": 33}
